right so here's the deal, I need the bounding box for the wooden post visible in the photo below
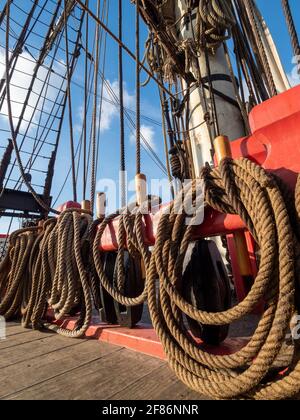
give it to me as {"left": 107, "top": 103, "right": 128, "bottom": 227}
{"left": 81, "top": 200, "right": 91, "bottom": 212}
{"left": 135, "top": 173, "right": 147, "bottom": 207}
{"left": 96, "top": 192, "right": 106, "bottom": 220}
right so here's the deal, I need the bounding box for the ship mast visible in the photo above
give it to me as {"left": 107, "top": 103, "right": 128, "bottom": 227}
{"left": 173, "top": 0, "right": 289, "bottom": 176}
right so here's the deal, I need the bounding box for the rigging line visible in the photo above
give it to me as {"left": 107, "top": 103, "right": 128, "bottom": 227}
{"left": 82, "top": 0, "right": 89, "bottom": 200}
{"left": 4, "top": 177, "right": 45, "bottom": 189}
{"left": 28, "top": 0, "right": 81, "bottom": 22}
{"left": 0, "top": 38, "right": 161, "bottom": 127}
{"left": 90, "top": 0, "right": 101, "bottom": 213}
{"left": 8, "top": 165, "right": 48, "bottom": 174}
{"left": 6, "top": 4, "right": 78, "bottom": 195}
{"left": 1, "top": 213, "right": 13, "bottom": 260}
{"left": 71, "top": 77, "right": 162, "bottom": 126}
{"left": 136, "top": 0, "right": 141, "bottom": 175}
{"left": 95, "top": 0, "right": 109, "bottom": 199}
{"left": 0, "top": 25, "right": 74, "bottom": 67}
{"left": 44, "top": 5, "right": 86, "bottom": 202}
{"left": 52, "top": 130, "right": 82, "bottom": 206}
{"left": 1, "top": 0, "right": 63, "bottom": 179}
{"left": 281, "top": 0, "right": 300, "bottom": 71}
{"left": 27, "top": 0, "right": 66, "bottom": 17}
{"left": 3, "top": 31, "right": 66, "bottom": 187}
{"left": 0, "top": 146, "right": 51, "bottom": 159}
{"left": 0, "top": 112, "right": 59, "bottom": 130}
{"left": 85, "top": 0, "right": 109, "bottom": 190}
{"left": 13, "top": 69, "right": 66, "bottom": 188}
{"left": 0, "top": 42, "right": 69, "bottom": 78}
{"left": 11, "top": 0, "right": 77, "bottom": 32}
{"left": 75, "top": 0, "right": 176, "bottom": 100}
{"left": 26, "top": 59, "right": 56, "bottom": 177}
{"left": 64, "top": 0, "right": 77, "bottom": 203}
{"left": 0, "top": 129, "right": 56, "bottom": 146}
{"left": 16, "top": 7, "right": 85, "bottom": 194}
{"left": 82, "top": 9, "right": 99, "bottom": 193}
{"left": 0, "top": 1, "right": 12, "bottom": 26}
{"left": 0, "top": 93, "right": 62, "bottom": 117}
{"left": 119, "top": 0, "right": 126, "bottom": 206}
{"left": 244, "top": 0, "right": 277, "bottom": 97}
{"left": 7, "top": 13, "right": 81, "bottom": 51}
{"left": 231, "top": 1, "right": 265, "bottom": 103}
{"left": 4, "top": 1, "right": 59, "bottom": 215}
{"left": 158, "top": 87, "right": 174, "bottom": 199}
{"left": 100, "top": 75, "right": 168, "bottom": 176}
{"left": 0, "top": 0, "right": 39, "bottom": 99}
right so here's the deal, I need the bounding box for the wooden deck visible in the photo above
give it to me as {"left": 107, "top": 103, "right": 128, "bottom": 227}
{"left": 0, "top": 322, "right": 205, "bottom": 400}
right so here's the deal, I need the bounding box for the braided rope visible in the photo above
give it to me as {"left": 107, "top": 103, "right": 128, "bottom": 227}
{"left": 0, "top": 209, "right": 93, "bottom": 339}
{"left": 144, "top": 158, "right": 300, "bottom": 399}
{"left": 2, "top": 157, "right": 300, "bottom": 399}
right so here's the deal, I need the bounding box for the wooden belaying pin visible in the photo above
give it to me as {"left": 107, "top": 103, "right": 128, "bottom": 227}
{"left": 135, "top": 173, "right": 147, "bottom": 207}
{"left": 96, "top": 192, "right": 106, "bottom": 220}
{"left": 81, "top": 200, "right": 91, "bottom": 212}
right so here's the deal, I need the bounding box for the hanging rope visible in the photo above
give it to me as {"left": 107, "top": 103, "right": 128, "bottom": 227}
{"left": 119, "top": 0, "right": 126, "bottom": 207}
{"left": 64, "top": 0, "right": 78, "bottom": 203}
{"left": 90, "top": 0, "right": 101, "bottom": 212}
{"left": 197, "top": 0, "right": 235, "bottom": 53}
{"left": 83, "top": 0, "right": 89, "bottom": 201}
{"left": 244, "top": 0, "right": 277, "bottom": 97}
{"left": 90, "top": 155, "right": 300, "bottom": 400}
{"left": 136, "top": 0, "right": 141, "bottom": 176}
{"left": 281, "top": 0, "right": 300, "bottom": 73}
{"left": 1, "top": 209, "right": 93, "bottom": 339}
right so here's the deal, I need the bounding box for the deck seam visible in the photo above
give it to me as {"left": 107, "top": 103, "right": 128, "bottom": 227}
{"left": 1, "top": 347, "right": 124, "bottom": 400}
{"left": 0, "top": 338, "right": 90, "bottom": 370}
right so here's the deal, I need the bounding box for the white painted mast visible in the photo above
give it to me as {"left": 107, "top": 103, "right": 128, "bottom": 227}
{"left": 174, "top": 1, "right": 246, "bottom": 176}
{"left": 173, "top": 0, "right": 289, "bottom": 176}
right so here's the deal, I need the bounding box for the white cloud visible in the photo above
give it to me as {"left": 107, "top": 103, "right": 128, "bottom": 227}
{"left": 130, "top": 124, "right": 156, "bottom": 152}
{"left": 0, "top": 50, "right": 64, "bottom": 132}
{"left": 100, "top": 79, "right": 135, "bottom": 132}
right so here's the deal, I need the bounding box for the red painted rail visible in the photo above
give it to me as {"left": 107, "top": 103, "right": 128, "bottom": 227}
{"left": 99, "top": 85, "right": 300, "bottom": 251}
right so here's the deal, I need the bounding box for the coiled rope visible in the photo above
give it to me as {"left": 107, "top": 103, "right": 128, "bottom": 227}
{"left": 145, "top": 157, "right": 300, "bottom": 400}
{"left": 197, "top": 0, "right": 235, "bottom": 52}
{"left": 92, "top": 157, "right": 300, "bottom": 400}
{"left": 1, "top": 156, "right": 300, "bottom": 399}
{"left": 0, "top": 209, "right": 93, "bottom": 339}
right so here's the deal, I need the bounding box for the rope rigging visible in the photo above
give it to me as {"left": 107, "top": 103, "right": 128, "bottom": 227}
{"left": 281, "top": 0, "right": 300, "bottom": 73}
{"left": 1, "top": 0, "right": 300, "bottom": 402}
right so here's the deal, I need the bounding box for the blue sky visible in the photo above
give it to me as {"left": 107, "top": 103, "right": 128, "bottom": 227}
{"left": 0, "top": 0, "right": 299, "bottom": 233}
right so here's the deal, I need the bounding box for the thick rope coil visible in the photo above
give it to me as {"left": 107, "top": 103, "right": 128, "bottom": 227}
{"left": 92, "top": 210, "right": 150, "bottom": 307}
{"left": 197, "top": 0, "right": 235, "bottom": 53}
{"left": 2, "top": 155, "right": 300, "bottom": 399}
{"left": 0, "top": 209, "right": 93, "bottom": 339}
{"left": 144, "top": 158, "right": 300, "bottom": 400}
{"left": 0, "top": 227, "right": 39, "bottom": 320}
{"left": 90, "top": 158, "right": 300, "bottom": 399}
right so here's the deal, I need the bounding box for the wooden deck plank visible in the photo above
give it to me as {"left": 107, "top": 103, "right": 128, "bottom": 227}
{"left": 4, "top": 325, "right": 32, "bottom": 337}
{"left": 0, "top": 338, "right": 121, "bottom": 399}
{"left": 6, "top": 348, "right": 165, "bottom": 400}
{"left": 0, "top": 334, "right": 89, "bottom": 369}
{"left": 108, "top": 364, "right": 204, "bottom": 401}
{"left": 0, "top": 326, "right": 207, "bottom": 401}
{"left": 0, "top": 329, "right": 55, "bottom": 350}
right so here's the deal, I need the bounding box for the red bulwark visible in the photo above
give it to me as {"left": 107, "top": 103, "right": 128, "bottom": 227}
{"left": 47, "top": 311, "right": 249, "bottom": 360}
{"left": 56, "top": 201, "right": 81, "bottom": 214}
{"left": 99, "top": 85, "right": 300, "bottom": 251}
